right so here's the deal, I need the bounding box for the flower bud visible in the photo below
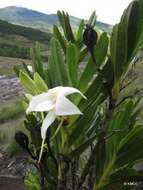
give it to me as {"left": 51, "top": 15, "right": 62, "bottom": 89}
{"left": 15, "top": 131, "right": 29, "bottom": 150}
{"left": 83, "top": 25, "right": 98, "bottom": 52}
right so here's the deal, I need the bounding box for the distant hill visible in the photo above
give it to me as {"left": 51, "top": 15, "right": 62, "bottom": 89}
{"left": 0, "top": 19, "right": 50, "bottom": 58}
{"left": 0, "top": 6, "right": 112, "bottom": 33}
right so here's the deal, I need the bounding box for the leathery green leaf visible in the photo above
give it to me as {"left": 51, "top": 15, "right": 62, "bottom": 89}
{"left": 69, "top": 134, "right": 97, "bottom": 158}
{"left": 48, "top": 37, "right": 70, "bottom": 86}
{"left": 30, "top": 42, "right": 45, "bottom": 80}
{"left": 19, "top": 71, "right": 39, "bottom": 95}
{"left": 66, "top": 43, "right": 79, "bottom": 86}
{"left": 53, "top": 25, "right": 67, "bottom": 53}
{"left": 106, "top": 100, "right": 135, "bottom": 163}
{"left": 76, "top": 19, "right": 85, "bottom": 41}
{"left": 116, "top": 125, "right": 143, "bottom": 167}
{"left": 94, "top": 32, "right": 109, "bottom": 67}
{"left": 34, "top": 72, "right": 48, "bottom": 92}
{"left": 57, "top": 11, "right": 75, "bottom": 42}
{"left": 88, "top": 11, "right": 97, "bottom": 27}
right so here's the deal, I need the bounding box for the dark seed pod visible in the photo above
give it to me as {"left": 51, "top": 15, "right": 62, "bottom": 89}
{"left": 15, "top": 131, "right": 29, "bottom": 150}
{"left": 83, "top": 24, "right": 98, "bottom": 53}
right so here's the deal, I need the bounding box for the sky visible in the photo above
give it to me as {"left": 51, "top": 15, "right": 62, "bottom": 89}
{"left": 0, "top": 0, "right": 133, "bottom": 24}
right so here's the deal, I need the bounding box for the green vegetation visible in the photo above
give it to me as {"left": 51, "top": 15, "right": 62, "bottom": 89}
{"left": 0, "top": 101, "right": 24, "bottom": 124}
{"left": 0, "top": 1, "right": 143, "bottom": 189}
{"left": 0, "top": 20, "right": 51, "bottom": 43}
{"left": 0, "top": 56, "right": 32, "bottom": 75}
{"left": 0, "top": 100, "right": 26, "bottom": 155}
{"left": 15, "top": 1, "right": 143, "bottom": 189}
{"left": 0, "top": 115, "right": 26, "bottom": 156}
{"left": 0, "top": 43, "right": 29, "bottom": 58}
{"left": 0, "top": 20, "right": 50, "bottom": 58}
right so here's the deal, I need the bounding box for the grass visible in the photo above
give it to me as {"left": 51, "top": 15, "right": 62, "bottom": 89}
{"left": 0, "top": 101, "right": 24, "bottom": 124}
{"left": 0, "top": 115, "right": 27, "bottom": 156}
{"left": 0, "top": 54, "right": 48, "bottom": 75}
{"left": 0, "top": 56, "right": 32, "bottom": 75}
{"left": 0, "top": 100, "right": 26, "bottom": 155}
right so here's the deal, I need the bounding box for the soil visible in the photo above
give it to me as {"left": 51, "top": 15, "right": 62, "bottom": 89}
{"left": 0, "top": 176, "right": 27, "bottom": 190}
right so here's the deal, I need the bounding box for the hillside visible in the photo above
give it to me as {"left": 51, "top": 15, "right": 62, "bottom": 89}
{"left": 0, "top": 6, "right": 112, "bottom": 33}
{"left": 0, "top": 19, "right": 51, "bottom": 58}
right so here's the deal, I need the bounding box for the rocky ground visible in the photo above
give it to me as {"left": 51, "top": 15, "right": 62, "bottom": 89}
{"left": 0, "top": 75, "right": 27, "bottom": 189}
{"left": 0, "top": 151, "right": 28, "bottom": 188}
{"left": 0, "top": 151, "right": 30, "bottom": 178}
{"left": 0, "top": 176, "right": 27, "bottom": 190}
{"left": 0, "top": 75, "right": 23, "bottom": 102}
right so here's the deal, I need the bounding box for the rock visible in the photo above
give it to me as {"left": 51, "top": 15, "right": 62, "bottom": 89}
{"left": 0, "top": 153, "right": 3, "bottom": 159}
{"left": 0, "top": 152, "right": 36, "bottom": 178}
{"left": 0, "top": 75, "right": 24, "bottom": 102}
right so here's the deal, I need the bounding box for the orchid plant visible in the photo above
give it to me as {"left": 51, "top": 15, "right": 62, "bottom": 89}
{"left": 26, "top": 86, "right": 86, "bottom": 161}
{"left": 15, "top": 0, "right": 143, "bottom": 189}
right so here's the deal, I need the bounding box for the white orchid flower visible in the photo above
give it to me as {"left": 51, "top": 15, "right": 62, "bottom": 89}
{"left": 27, "top": 65, "right": 33, "bottom": 72}
{"left": 27, "top": 86, "right": 86, "bottom": 161}
{"left": 27, "top": 86, "right": 86, "bottom": 140}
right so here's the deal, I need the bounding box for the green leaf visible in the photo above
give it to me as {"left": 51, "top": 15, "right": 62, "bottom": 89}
{"left": 30, "top": 42, "right": 45, "bottom": 80}
{"left": 68, "top": 94, "right": 104, "bottom": 147}
{"left": 53, "top": 25, "right": 67, "bottom": 53}
{"left": 77, "top": 58, "right": 95, "bottom": 93}
{"left": 79, "top": 47, "right": 88, "bottom": 62}
{"left": 76, "top": 19, "right": 85, "bottom": 41}
{"left": 110, "top": 0, "right": 140, "bottom": 85}
{"left": 104, "top": 168, "right": 138, "bottom": 189}
{"left": 106, "top": 100, "right": 135, "bottom": 163}
{"left": 78, "top": 33, "right": 109, "bottom": 93}
{"left": 96, "top": 139, "right": 106, "bottom": 181}
{"left": 94, "top": 32, "right": 109, "bottom": 67}
{"left": 66, "top": 43, "right": 79, "bottom": 86}
{"left": 116, "top": 125, "right": 143, "bottom": 167}
{"left": 25, "top": 172, "right": 41, "bottom": 190}
{"left": 69, "top": 134, "right": 97, "bottom": 158}
{"left": 110, "top": 23, "right": 125, "bottom": 83}
{"left": 48, "top": 37, "right": 70, "bottom": 86}
{"left": 19, "top": 71, "right": 38, "bottom": 95}
{"left": 57, "top": 11, "right": 75, "bottom": 42}
{"left": 34, "top": 72, "right": 48, "bottom": 92}
{"left": 88, "top": 11, "right": 97, "bottom": 27}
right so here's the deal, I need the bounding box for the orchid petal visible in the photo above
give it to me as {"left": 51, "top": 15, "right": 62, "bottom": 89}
{"left": 26, "top": 92, "right": 54, "bottom": 113}
{"left": 41, "top": 111, "right": 56, "bottom": 139}
{"left": 58, "top": 86, "right": 87, "bottom": 99}
{"left": 55, "top": 95, "right": 82, "bottom": 115}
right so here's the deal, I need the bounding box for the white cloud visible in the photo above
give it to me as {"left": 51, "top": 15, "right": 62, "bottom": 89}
{"left": 0, "top": 0, "right": 133, "bottom": 24}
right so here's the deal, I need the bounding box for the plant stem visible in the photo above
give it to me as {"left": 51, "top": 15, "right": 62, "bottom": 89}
{"left": 57, "top": 159, "right": 67, "bottom": 190}
{"left": 38, "top": 138, "right": 45, "bottom": 163}
{"left": 46, "top": 137, "right": 58, "bottom": 171}
{"left": 93, "top": 156, "right": 115, "bottom": 190}
{"left": 76, "top": 141, "right": 99, "bottom": 190}
{"left": 51, "top": 118, "right": 64, "bottom": 140}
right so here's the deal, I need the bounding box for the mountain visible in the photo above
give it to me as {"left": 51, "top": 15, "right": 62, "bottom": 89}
{"left": 0, "top": 6, "right": 112, "bottom": 33}
{"left": 0, "top": 19, "right": 50, "bottom": 59}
